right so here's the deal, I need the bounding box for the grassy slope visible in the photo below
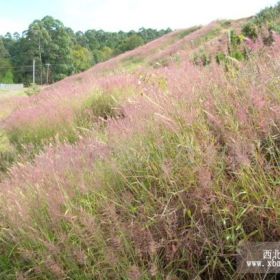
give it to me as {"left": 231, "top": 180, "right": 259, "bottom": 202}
{"left": 0, "top": 89, "right": 27, "bottom": 175}
{"left": 0, "top": 89, "right": 26, "bottom": 119}
{"left": 0, "top": 15, "right": 279, "bottom": 280}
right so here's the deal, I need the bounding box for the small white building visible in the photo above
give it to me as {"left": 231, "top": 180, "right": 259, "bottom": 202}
{"left": 0, "top": 84, "right": 24, "bottom": 91}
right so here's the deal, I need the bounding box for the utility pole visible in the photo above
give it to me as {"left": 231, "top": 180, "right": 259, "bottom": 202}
{"left": 46, "top": 63, "right": 50, "bottom": 84}
{"left": 33, "top": 59, "right": 36, "bottom": 84}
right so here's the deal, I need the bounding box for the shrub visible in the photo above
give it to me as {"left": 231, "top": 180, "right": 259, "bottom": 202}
{"left": 230, "top": 49, "right": 246, "bottom": 61}
{"left": 25, "top": 83, "right": 40, "bottom": 96}
{"left": 216, "top": 52, "right": 226, "bottom": 64}
{"left": 242, "top": 22, "right": 258, "bottom": 41}
{"left": 84, "top": 92, "right": 121, "bottom": 119}
{"left": 75, "top": 90, "right": 123, "bottom": 130}
{"left": 192, "top": 49, "right": 211, "bottom": 66}
{"left": 229, "top": 30, "right": 243, "bottom": 47}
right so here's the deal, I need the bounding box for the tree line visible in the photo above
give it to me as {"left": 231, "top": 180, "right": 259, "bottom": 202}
{"left": 0, "top": 16, "right": 171, "bottom": 85}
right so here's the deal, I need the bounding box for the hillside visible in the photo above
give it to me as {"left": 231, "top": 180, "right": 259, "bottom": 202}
{"left": 0, "top": 19, "right": 171, "bottom": 85}
{"left": 0, "top": 4, "right": 280, "bottom": 279}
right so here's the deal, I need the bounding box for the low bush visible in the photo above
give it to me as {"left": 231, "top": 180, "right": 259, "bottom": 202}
{"left": 242, "top": 22, "right": 258, "bottom": 41}
{"left": 75, "top": 90, "right": 123, "bottom": 129}
{"left": 192, "top": 49, "right": 211, "bottom": 66}
{"left": 25, "top": 83, "right": 40, "bottom": 96}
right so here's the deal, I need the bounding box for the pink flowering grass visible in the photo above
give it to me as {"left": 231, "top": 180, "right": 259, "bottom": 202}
{"left": 148, "top": 22, "right": 224, "bottom": 68}
{"left": 0, "top": 22, "right": 250, "bottom": 153}
{"left": 1, "top": 137, "right": 109, "bottom": 225}
{"left": 0, "top": 20, "right": 280, "bottom": 279}
{"left": 0, "top": 48, "right": 279, "bottom": 278}
{"left": 2, "top": 73, "right": 140, "bottom": 153}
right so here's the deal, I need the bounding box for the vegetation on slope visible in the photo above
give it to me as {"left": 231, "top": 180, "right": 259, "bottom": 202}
{"left": 0, "top": 3, "right": 279, "bottom": 280}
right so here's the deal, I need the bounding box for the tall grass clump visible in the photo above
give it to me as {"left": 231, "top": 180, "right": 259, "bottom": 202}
{"left": 2, "top": 75, "right": 139, "bottom": 168}
{"left": 75, "top": 87, "right": 131, "bottom": 129}
{"left": 0, "top": 46, "right": 279, "bottom": 279}
{"left": 0, "top": 131, "right": 15, "bottom": 174}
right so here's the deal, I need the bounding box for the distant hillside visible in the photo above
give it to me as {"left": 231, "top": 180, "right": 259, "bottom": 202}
{"left": 0, "top": 17, "right": 171, "bottom": 85}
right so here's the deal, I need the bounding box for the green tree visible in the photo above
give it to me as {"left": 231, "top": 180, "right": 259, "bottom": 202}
{"left": 117, "top": 34, "right": 144, "bottom": 53}
{"left": 0, "top": 38, "right": 13, "bottom": 83}
{"left": 2, "top": 70, "right": 14, "bottom": 83}
{"left": 72, "top": 46, "right": 93, "bottom": 72}
{"left": 100, "top": 46, "right": 113, "bottom": 61}
{"left": 16, "top": 16, "right": 75, "bottom": 83}
{"left": 1, "top": 17, "right": 172, "bottom": 84}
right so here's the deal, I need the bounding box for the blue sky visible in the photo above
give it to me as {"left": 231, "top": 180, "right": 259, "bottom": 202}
{"left": 0, "top": 0, "right": 278, "bottom": 34}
